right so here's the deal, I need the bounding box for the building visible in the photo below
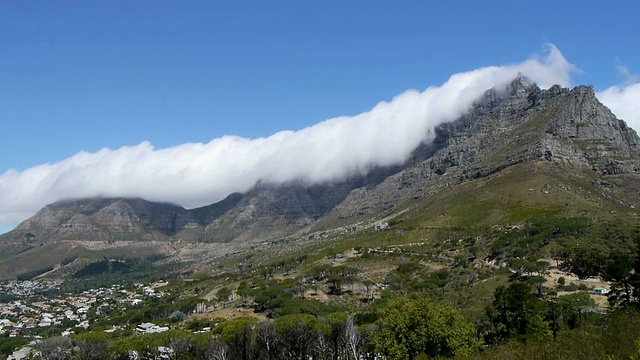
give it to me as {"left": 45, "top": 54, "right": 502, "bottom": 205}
{"left": 136, "top": 322, "right": 169, "bottom": 335}
{"left": 375, "top": 222, "right": 389, "bottom": 231}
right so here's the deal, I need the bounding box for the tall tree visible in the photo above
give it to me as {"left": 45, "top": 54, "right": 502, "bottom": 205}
{"left": 345, "top": 315, "right": 363, "bottom": 360}
{"left": 373, "top": 296, "right": 479, "bottom": 359}
{"left": 275, "top": 314, "right": 329, "bottom": 360}
{"left": 482, "top": 282, "right": 551, "bottom": 344}
{"left": 215, "top": 316, "right": 258, "bottom": 360}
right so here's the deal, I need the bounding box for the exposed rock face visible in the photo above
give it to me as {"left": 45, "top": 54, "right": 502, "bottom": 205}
{"left": 204, "top": 184, "right": 320, "bottom": 242}
{"left": 60, "top": 214, "right": 98, "bottom": 233}
{"left": 16, "top": 206, "right": 72, "bottom": 237}
{"left": 202, "top": 169, "right": 398, "bottom": 242}
{"left": 92, "top": 200, "right": 140, "bottom": 232}
{"left": 540, "top": 85, "right": 639, "bottom": 174}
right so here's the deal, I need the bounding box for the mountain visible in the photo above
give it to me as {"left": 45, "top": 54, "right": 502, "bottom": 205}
{"left": 1, "top": 76, "right": 639, "bottom": 279}
{"left": 314, "top": 77, "right": 640, "bottom": 227}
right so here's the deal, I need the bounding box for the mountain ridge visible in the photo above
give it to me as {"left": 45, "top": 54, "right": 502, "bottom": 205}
{"left": 1, "top": 76, "right": 639, "bottom": 279}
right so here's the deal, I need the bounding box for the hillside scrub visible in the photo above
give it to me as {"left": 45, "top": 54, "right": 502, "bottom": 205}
{"left": 9, "top": 217, "right": 640, "bottom": 359}
{"left": 20, "top": 298, "right": 640, "bottom": 360}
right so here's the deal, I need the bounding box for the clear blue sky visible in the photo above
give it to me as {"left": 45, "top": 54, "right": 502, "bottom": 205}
{"left": 1, "top": 1, "right": 639, "bottom": 234}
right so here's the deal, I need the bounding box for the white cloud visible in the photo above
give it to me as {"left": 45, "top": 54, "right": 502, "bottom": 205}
{"left": 0, "top": 45, "right": 575, "bottom": 228}
{"left": 597, "top": 82, "right": 640, "bottom": 134}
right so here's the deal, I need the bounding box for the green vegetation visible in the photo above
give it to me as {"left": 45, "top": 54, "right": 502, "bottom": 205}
{"left": 0, "top": 337, "right": 29, "bottom": 357}
{"left": 73, "top": 259, "right": 131, "bottom": 279}
{"left": 17, "top": 291, "right": 640, "bottom": 360}
{"left": 374, "top": 296, "right": 479, "bottom": 359}
{"left": 5, "top": 214, "right": 640, "bottom": 359}
{"left": 16, "top": 266, "right": 54, "bottom": 281}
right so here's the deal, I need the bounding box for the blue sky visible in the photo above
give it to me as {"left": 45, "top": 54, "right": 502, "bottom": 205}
{"left": 1, "top": 1, "right": 640, "bottom": 232}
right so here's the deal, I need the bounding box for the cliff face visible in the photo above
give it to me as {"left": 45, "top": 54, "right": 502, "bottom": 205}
{"left": 431, "top": 77, "right": 639, "bottom": 178}
{"left": 540, "top": 85, "right": 639, "bottom": 174}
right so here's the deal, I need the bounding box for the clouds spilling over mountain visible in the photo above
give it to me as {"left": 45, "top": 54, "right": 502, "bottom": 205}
{"left": 0, "top": 45, "right": 638, "bottom": 228}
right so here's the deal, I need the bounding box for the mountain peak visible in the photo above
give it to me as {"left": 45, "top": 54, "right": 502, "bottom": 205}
{"left": 506, "top": 74, "right": 538, "bottom": 98}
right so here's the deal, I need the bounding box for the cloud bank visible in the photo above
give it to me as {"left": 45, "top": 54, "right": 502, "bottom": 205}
{"left": 2, "top": 44, "right": 636, "bottom": 229}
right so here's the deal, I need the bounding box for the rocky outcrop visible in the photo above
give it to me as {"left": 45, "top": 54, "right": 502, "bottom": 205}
{"left": 60, "top": 214, "right": 98, "bottom": 233}
{"left": 539, "top": 85, "right": 639, "bottom": 174}
{"left": 92, "top": 200, "right": 140, "bottom": 232}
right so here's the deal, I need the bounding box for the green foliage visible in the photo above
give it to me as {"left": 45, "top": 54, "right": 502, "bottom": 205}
{"left": 472, "top": 310, "right": 640, "bottom": 360}
{"left": 16, "top": 266, "right": 54, "bottom": 280}
{"left": 0, "top": 294, "right": 18, "bottom": 303}
{"left": 395, "top": 261, "right": 423, "bottom": 274}
{"left": 73, "top": 260, "right": 132, "bottom": 279}
{"left": 216, "top": 286, "right": 232, "bottom": 302}
{"left": 275, "top": 314, "right": 330, "bottom": 359}
{"left": 555, "top": 292, "right": 597, "bottom": 330}
{"left": 110, "top": 330, "right": 196, "bottom": 356}
{"left": 482, "top": 281, "right": 551, "bottom": 344}
{"left": 490, "top": 217, "right": 589, "bottom": 261}
{"left": 0, "top": 337, "right": 29, "bottom": 356}
{"left": 307, "top": 264, "right": 358, "bottom": 281}
{"left": 374, "top": 296, "right": 480, "bottom": 359}
{"left": 214, "top": 316, "right": 258, "bottom": 340}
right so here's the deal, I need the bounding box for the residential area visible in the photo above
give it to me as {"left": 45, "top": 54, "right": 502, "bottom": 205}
{"left": 0, "top": 279, "right": 169, "bottom": 358}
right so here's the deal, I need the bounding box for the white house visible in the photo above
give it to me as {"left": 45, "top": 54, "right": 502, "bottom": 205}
{"left": 136, "top": 322, "right": 169, "bottom": 335}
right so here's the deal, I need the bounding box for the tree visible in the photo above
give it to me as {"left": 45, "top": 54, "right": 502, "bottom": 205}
{"left": 527, "top": 276, "right": 547, "bottom": 297}
{"left": 604, "top": 251, "right": 639, "bottom": 309}
{"left": 256, "top": 320, "right": 279, "bottom": 360}
{"left": 217, "top": 287, "right": 232, "bottom": 302}
{"left": 325, "top": 312, "right": 347, "bottom": 360}
{"left": 37, "top": 336, "right": 72, "bottom": 360}
{"left": 469, "top": 245, "right": 480, "bottom": 259}
{"left": 556, "top": 292, "right": 596, "bottom": 330}
{"left": 72, "top": 332, "right": 109, "bottom": 360}
{"left": 345, "top": 315, "right": 363, "bottom": 360}
{"left": 482, "top": 282, "right": 551, "bottom": 344}
{"left": 469, "top": 270, "right": 479, "bottom": 286}
{"left": 206, "top": 337, "right": 229, "bottom": 360}
{"left": 362, "top": 280, "right": 375, "bottom": 302}
{"left": 215, "top": 316, "right": 258, "bottom": 360}
{"left": 0, "top": 337, "right": 29, "bottom": 357}
{"left": 373, "top": 296, "right": 479, "bottom": 359}
{"left": 275, "top": 314, "right": 329, "bottom": 360}
{"left": 328, "top": 275, "right": 345, "bottom": 295}
{"left": 168, "top": 336, "right": 193, "bottom": 359}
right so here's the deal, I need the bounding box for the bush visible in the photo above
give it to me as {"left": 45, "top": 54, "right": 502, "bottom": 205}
{"left": 578, "top": 283, "right": 589, "bottom": 291}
